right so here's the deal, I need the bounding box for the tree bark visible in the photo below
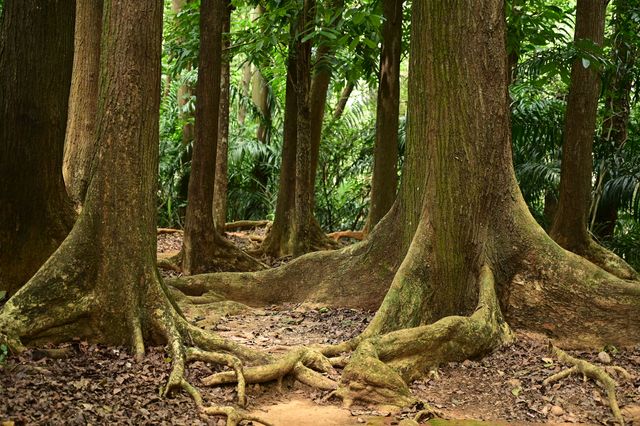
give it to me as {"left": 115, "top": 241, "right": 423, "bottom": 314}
{"left": 292, "top": 0, "right": 316, "bottom": 257}
{"left": 0, "top": 0, "right": 76, "bottom": 297}
{"left": 549, "top": 0, "right": 637, "bottom": 279}
{"left": 213, "top": 2, "right": 231, "bottom": 232}
{"left": 181, "top": 0, "right": 264, "bottom": 274}
{"left": 63, "top": 0, "right": 103, "bottom": 207}
{"left": 364, "top": 0, "right": 403, "bottom": 233}
{"left": 261, "top": 6, "right": 337, "bottom": 258}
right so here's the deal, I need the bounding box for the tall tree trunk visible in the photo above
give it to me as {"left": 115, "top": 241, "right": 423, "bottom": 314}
{"left": 63, "top": 0, "right": 103, "bottom": 207}
{"left": 292, "top": 0, "right": 316, "bottom": 257}
{"left": 181, "top": 0, "right": 263, "bottom": 274}
{"left": 549, "top": 0, "right": 637, "bottom": 279}
{"left": 593, "top": 0, "right": 638, "bottom": 240}
{"left": 238, "top": 61, "right": 252, "bottom": 125}
{"left": 364, "top": 0, "right": 403, "bottom": 233}
{"left": 213, "top": 2, "right": 232, "bottom": 232}
{"left": 261, "top": 19, "right": 300, "bottom": 258}
{"left": 308, "top": 0, "right": 345, "bottom": 210}
{"left": 261, "top": 6, "right": 337, "bottom": 258}
{"left": 0, "top": 0, "right": 76, "bottom": 297}
{"left": 332, "top": 82, "right": 354, "bottom": 120}
{"left": 1, "top": 7, "right": 269, "bottom": 421}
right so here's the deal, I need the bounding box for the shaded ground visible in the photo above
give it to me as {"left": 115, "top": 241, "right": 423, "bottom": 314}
{"left": 1, "top": 302, "right": 639, "bottom": 425}
{"left": 1, "top": 233, "right": 638, "bottom": 425}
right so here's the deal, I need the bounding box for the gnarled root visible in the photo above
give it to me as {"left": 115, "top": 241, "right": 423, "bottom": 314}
{"left": 196, "top": 266, "right": 513, "bottom": 412}
{"left": 202, "top": 346, "right": 338, "bottom": 391}
{"left": 544, "top": 346, "right": 629, "bottom": 425}
{"left": 333, "top": 265, "right": 513, "bottom": 408}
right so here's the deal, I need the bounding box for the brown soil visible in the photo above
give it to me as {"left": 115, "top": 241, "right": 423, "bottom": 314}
{"left": 1, "top": 302, "right": 638, "bottom": 425}
{"left": 1, "top": 234, "right": 638, "bottom": 425}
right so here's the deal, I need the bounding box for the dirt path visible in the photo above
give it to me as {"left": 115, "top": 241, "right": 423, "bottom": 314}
{"left": 1, "top": 233, "right": 638, "bottom": 424}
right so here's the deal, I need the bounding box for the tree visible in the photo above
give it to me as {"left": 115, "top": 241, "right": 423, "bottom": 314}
{"left": 364, "top": 0, "right": 403, "bottom": 233}
{"left": 180, "top": 0, "right": 264, "bottom": 274}
{"left": 213, "top": 1, "right": 232, "bottom": 232}
{"left": 0, "top": 0, "right": 76, "bottom": 297}
{"left": 63, "top": 0, "right": 103, "bottom": 207}
{"left": 261, "top": 1, "right": 337, "bottom": 258}
{"left": 549, "top": 0, "right": 638, "bottom": 280}
{"left": 0, "top": 2, "right": 274, "bottom": 423}
{"left": 184, "top": 0, "right": 640, "bottom": 416}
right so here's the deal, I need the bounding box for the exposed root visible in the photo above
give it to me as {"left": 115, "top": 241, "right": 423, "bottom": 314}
{"left": 544, "top": 345, "right": 627, "bottom": 425}
{"left": 225, "top": 220, "right": 272, "bottom": 232}
{"left": 327, "top": 230, "right": 364, "bottom": 242}
{"left": 227, "top": 231, "right": 265, "bottom": 243}
{"left": 192, "top": 265, "right": 513, "bottom": 411}
{"left": 581, "top": 241, "right": 639, "bottom": 281}
{"left": 157, "top": 228, "right": 183, "bottom": 235}
{"left": 202, "top": 346, "right": 338, "bottom": 391}
{"left": 200, "top": 406, "right": 274, "bottom": 426}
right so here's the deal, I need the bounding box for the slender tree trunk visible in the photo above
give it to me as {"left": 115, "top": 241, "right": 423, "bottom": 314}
{"left": 551, "top": 0, "right": 606, "bottom": 251}
{"left": 292, "top": 0, "right": 316, "bottom": 257}
{"left": 63, "top": 0, "right": 103, "bottom": 207}
{"left": 549, "top": 0, "right": 637, "bottom": 279}
{"left": 308, "top": 0, "right": 345, "bottom": 209}
{"left": 332, "top": 82, "right": 354, "bottom": 120}
{"left": 0, "top": 0, "right": 76, "bottom": 297}
{"left": 238, "top": 61, "right": 252, "bottom": 125}
{"left": 182, "top": 0, "right": 225, "bottom": 273}
{"left": 261, "top": 7, "right": 337, "bottom": 258}
{"left": 364, "top": 0, "right": 403, "bottom": 233}
{"left": 261, "top": 20, "right": 299, "bottom": 258}
{"left": 213, "top": 2, "right": 232, "bottom": 232}
{"left": 181, "top": 0, "right": 263, "bottom": 274}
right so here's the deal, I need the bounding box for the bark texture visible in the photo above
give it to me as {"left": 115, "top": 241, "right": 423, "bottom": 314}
{"left": 0, "top": 0, "right": 76, "bottom": 297}
{"left": 261, "top": 8, "right": 337, "bottom": 258}
{"left": 333, "top": 82, "right": 354, "bottom": 120}
{"left": 213, "top": 2, "right": 231, "bottom": 232}
{"left": 365, "top": 0, "right": 403, "bottom": 233}
{"left": 63, "top": 0, "right": 103, "bottom": 207}
{"left": 181, "top": 0, "right": 264, "bottom": 274}
{"left": 549, "top": 0, "right": 637, "bottom": 279}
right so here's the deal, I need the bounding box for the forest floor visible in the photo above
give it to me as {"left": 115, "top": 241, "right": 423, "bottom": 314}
{"left": 0, "top": 231, "right": 639, "bottom": 425}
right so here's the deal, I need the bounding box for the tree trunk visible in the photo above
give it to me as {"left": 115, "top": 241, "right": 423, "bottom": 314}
{"left": 308, "top": 0, "right": 345, "bottom": 210}
{"left": 0, "top": 0, "right": 76, "bottom": 297}
{"left": 364, "top": 0, "right": 403, "bottom": 233}
{"left": 63, "top": 0, "right": 103, "bottom": 207}
{"left": 292, "top": 0, "right": 316, "bottom": 257}
{"left": 0, "top": 0, "right": 164, "bottom": 348}
{"left": 261, "top": 6, "right": 337, "bottom": 258}
{"left": 181, "top": 0, "right": 264, "bottom": 274}
{"left": 1, "top": 7, "right": 270, "bottom": 419}
{"left": 213, "top": 2, "right": 231, "bottom": 232}
{"left": 549, "top": 0, "right": 637, "bottom": 280}
{"left": 333, "top": 82, "right": 354, "bottom": 120}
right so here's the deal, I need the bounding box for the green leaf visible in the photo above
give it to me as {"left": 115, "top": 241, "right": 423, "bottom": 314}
{"left": 0, "top": 290, "right": 6, "bottom": 301}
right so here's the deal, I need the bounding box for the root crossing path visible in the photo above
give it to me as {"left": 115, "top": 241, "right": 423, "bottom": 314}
{"left": 2, "top": 302, "right": 638, "bottom": 425}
